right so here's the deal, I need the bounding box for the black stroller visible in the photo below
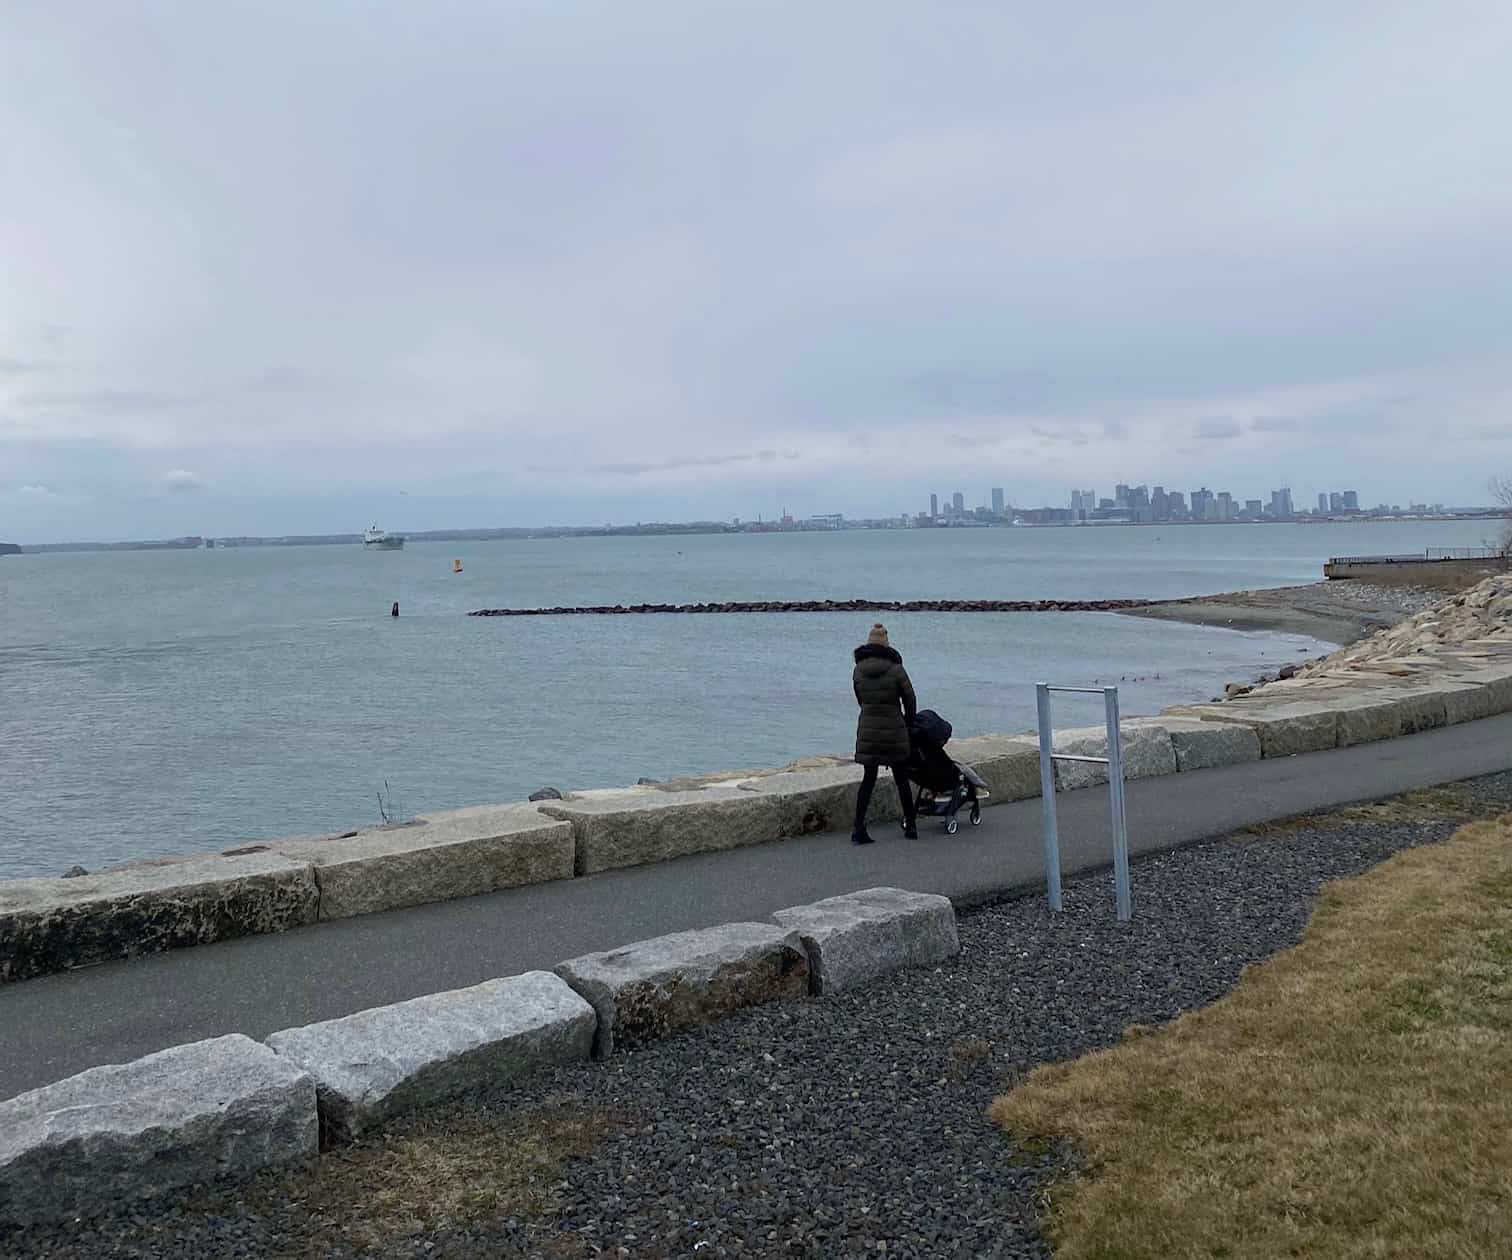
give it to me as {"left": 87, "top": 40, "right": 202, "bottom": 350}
{"left": 905, "top": 709, "right": 989, "bottom": 834}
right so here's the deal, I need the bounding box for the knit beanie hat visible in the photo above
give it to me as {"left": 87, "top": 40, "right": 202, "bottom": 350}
{"left": 866, "top": 623, "right": 889, "bottom": 646}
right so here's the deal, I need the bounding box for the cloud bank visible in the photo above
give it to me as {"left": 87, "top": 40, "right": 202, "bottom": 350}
{"left": 2, "top": 2, "right": 1511, "bottom": 539}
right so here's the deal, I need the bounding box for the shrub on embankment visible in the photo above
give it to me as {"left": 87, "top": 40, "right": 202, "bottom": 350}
{"left": 990, "top": 815, "right": 1512, "bottom": 1259}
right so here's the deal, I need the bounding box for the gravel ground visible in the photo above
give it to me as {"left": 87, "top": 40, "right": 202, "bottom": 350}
{"left": 10, "top": 772, "right": 1512, "bottom": 1260}
{"left": 1303, "top": 581, "right": 1445, "bottom": 615}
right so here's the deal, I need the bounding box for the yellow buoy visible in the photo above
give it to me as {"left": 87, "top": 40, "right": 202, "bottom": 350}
{"left": 453, "top": 558, "right": 463, "bottom": 573}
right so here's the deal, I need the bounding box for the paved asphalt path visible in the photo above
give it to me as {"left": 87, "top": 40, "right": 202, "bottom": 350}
{"left": 6, "top": 713, "right": 1512, "bottom": 1101}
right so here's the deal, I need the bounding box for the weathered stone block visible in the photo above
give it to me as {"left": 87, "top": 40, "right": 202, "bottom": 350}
{"left": 1331, "top": 693, "right": 1405, "bottom": 747}
{"left": 0, "top": 1034, "right": 316, "bottom": 1224}
{"left": 555, "top": 922, "right": 809, "bottom": 1057}
{"left": 1440, "top": 668, "right": 1512, "bottom": 724}
{"left": 0, "top": 852, "right": 319, "bottom": 984}
{"left": 1052, "top": 723, "right": 1177, "bottom": 790}
{"left": 265, "top": 971, "right": 594, "bottom": 1143}
{"left": 1170, "top": 701, "right": 1340, "bottom": 758}
{"left": 741, "top": 764, "right": 867, "bottom": 837}
{"left": 272, "top": 804, "right": 574, "bottom": 920}
{"left": 1155, "top": 717, "right": 1262, "bottom": 772}
{"left": 949, "top": 735, "right": 1043, "bottom": 802}
{"left": 772, "top": 887, "right": 959, "bottom": 995}
{"left": 540, "top": 787, "right": 782, "bottom": 875}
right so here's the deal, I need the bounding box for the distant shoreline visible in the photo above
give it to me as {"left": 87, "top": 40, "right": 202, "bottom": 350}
{"left": 11, "top": 513, "right": 1505, "bottom": 554}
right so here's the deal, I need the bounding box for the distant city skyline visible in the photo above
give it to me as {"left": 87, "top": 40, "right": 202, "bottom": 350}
{"left": 921, "top": 480, "right": 1453, "bottom": 525}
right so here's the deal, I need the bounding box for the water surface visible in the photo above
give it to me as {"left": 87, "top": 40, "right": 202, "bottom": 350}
{"left": 0, "top": 521, "right": 1485, "bottom": 877}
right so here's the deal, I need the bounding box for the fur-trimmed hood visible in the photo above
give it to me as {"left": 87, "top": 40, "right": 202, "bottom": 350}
{"left": 853, "top": 643, "right": 902, "bottom": 666}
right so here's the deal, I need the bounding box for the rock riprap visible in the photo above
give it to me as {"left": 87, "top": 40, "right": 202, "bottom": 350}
{"left": 0, "top": 1035, "right": 316, "bottom": 1225}
{"left": 264, "top": 971, "right": 595, "bottom": 1143}
{"left": 1295, "top": 574, "right": 1512, "bottom": 674}
{"left": 556, "top": 922, "right": 809, "bottom": 1057}
{"left": 470, "top": 597, "right": 1158, "bottom": 617}
{"left": 772, "top": 887, "right": 960, "bottom": 995}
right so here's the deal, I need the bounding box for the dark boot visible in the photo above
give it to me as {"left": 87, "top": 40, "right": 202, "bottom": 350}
{"left": 851, "top": 826, "right": 875, "bottom": 845}
{"left": 902, "top": 821, "right": 918, "bottom": 840}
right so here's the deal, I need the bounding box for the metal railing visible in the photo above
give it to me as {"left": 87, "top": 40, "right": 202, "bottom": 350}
{"left": 1035, "top": 684, "right": 1132, "bottom": 921}
{"left": 1328, "top": 547, "right": 1501, "bottom": 564}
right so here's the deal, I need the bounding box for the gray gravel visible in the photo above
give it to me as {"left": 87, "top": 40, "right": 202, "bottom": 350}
{"left": 9, "top": 772, "right": 1512, "bottom": 1260}
{"left": 1306, "top": 581, "right": 1445, "bottom": 615}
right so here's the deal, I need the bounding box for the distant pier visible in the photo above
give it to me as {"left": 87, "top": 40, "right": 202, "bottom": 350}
{"left": 469, "top": 597, "right": 1162, "bottom": 617}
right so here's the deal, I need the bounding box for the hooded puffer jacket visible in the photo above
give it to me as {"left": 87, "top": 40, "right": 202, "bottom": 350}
{"left": 853, "top": 643, "right": 917, "bottom": 764}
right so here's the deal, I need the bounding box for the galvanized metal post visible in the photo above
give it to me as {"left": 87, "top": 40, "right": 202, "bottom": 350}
{"left": 1104, "top": 687, "right": 1132, "bottom": 922}
{"left": 1035, "top": 683, "right": 1063, "bottom": 912}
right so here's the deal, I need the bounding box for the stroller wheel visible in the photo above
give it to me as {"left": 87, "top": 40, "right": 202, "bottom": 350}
{"left": 946, "top": 817, "right": 959, "bottom": 835}
{"left": 969, "top": 804, "right": 982, "bottom": 826}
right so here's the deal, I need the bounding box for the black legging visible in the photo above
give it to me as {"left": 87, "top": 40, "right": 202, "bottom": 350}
{"left": 855, "top": 762, "right": 915, "bottom": 830}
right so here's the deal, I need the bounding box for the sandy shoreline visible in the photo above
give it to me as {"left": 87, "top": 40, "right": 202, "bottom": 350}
{"left": 1125, "top": 582, "right": 1441, "bottom": 647}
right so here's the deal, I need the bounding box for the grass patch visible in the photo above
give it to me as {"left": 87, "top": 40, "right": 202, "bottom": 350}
{"left": 244, "top": 1102, "right": 621, "bottom": 1257}
{"left": 990, "top": 817, "right": 1512, "bottom": 1259}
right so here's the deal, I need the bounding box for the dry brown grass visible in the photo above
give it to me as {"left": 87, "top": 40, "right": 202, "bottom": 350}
{"left": 990, "top": 816, "right": 1512, "bottom": 1259}
{"left": 243, "top": 1102, "right": 620, "bottom": 1257}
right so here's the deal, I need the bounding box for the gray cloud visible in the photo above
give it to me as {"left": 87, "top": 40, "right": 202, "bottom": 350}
{"left": 160, "top": 468, "right": 206, "bottom": 494}
{"left": 0, "top": 356, "right": 40, "bottom": 375}
{"left": 2, "top": 3, "right": 1511, "bottom": 539}
{"left": 245, "top": 365, "right": 318, "bottom": 392}
{"left": 17, "top": 389, "right": 195, "bottom": 412}
{"left": 1195, "top": 417, "right": 1243, "bottom": 440}
{"left": 583, "top": 449, "right": 802, "bottom": 477}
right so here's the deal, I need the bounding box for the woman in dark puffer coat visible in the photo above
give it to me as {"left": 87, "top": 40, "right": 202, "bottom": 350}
{"left": 851, "top": 623, "right": 919, "bottom": 844}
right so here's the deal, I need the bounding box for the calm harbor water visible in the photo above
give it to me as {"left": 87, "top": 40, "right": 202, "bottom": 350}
{"left": 0, "top": 520, "right": 1490, "bottom": 878}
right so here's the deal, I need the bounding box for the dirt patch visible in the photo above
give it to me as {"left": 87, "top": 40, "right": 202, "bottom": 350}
{"left": 1234, "top": 786, "right": 1497, "bottom": 840}
{"left": 221, "top": 1102, "right": 622, "bottom": 1258}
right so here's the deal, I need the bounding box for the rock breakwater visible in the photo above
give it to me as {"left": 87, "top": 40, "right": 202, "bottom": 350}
{"left": 469, "top": 597, "right": 1160, "bottom": 617}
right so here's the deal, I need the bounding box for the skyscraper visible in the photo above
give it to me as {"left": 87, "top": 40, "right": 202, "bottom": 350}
{"left": 1190, "top": 487, "right": 1213, "bottom": 520}
{"left": 1318, "top": 493, "right": 1328, "bottom": 514}
{"left": 930, "top": 493, "right": 938, "bottom": 519}
{"left": 1342, "top": 490, "right": 1359, "bottom": 511}
{"left": 952, "top": 491, "right": 965, "bottom": 516}
{"left": 1271, "top": 488, "right": 1294, "bottom": 519}
{"left": 1329, "top": 492, "right": 1343, "bottom": 513}
{"left": 991, "top": 487, "right": 1005, "bottom": 516}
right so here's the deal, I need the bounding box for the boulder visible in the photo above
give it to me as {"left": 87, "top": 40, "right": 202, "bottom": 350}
{"left": 271, "top": 804, "right": 574, "bottom": 920}
{"left": 1154, "top": 716, "right": 1262, "bottom": 772}
{"left": 555, "top": 922, "right": 809, "bottom": 1057}
{"left": 265, "top": 971, "right": 594, "bottom": 1143}
{"left": 539, "top": 787, "right": 782, "bottom": 875}
{"left": 949, "top": 735, "right": 1043, "bottom": 802}
{"left": 0, "top": 1034, "right": 316, "bottom": 1224}
{"left": 0, "top": 851, "right": 319, "bottom": 984}
{"left": 771, "top": 887, "right": 959, "bottom": 995}
{"left": 1051, "top": 723, "right": 1177, "bottom": 790}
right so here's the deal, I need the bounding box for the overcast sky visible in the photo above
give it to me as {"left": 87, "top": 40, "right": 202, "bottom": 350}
{"left": 3, "top": 2, "right": 1511, "bottom": 541}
